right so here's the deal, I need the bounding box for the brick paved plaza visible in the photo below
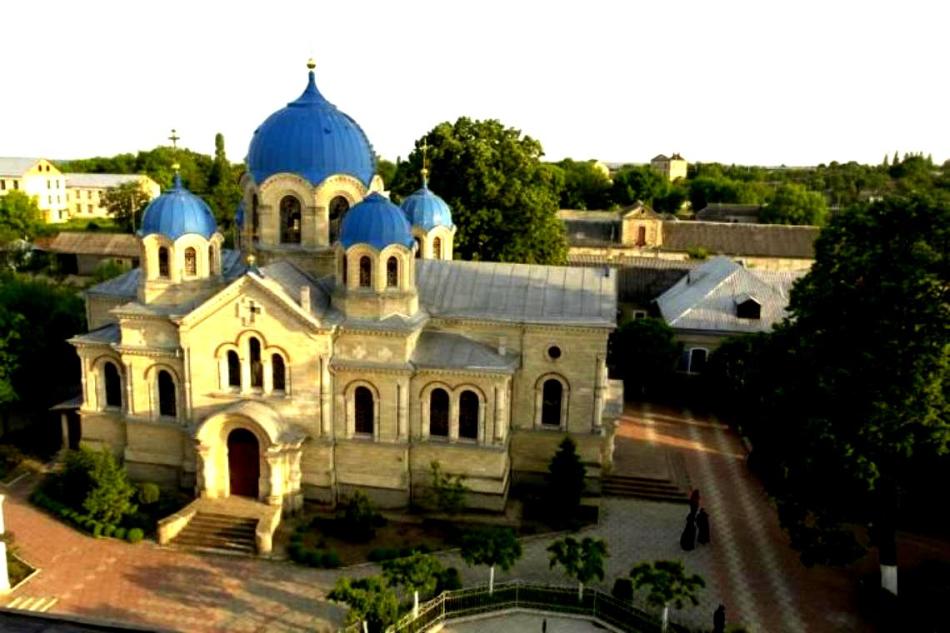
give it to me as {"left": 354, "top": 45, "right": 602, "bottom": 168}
{"left": 4, "top": 405, "right": 869, "bottom": 632}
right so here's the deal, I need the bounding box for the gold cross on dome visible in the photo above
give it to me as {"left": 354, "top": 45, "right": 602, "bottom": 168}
{"left": 168, "top": 129, "right": 180, "bottom": 149}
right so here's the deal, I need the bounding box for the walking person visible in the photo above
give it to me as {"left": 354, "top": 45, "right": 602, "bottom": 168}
{"left": 680, "top": 512, "right": 697, "bottom": 551}
{"left": 689, "top": 489, "right": 701, "bottom": 516}
{"left": 713, "top": 604, "right": 726, "bottom": 633}
{"left": 696, "top": 507, "right": 710, "bottom": 545}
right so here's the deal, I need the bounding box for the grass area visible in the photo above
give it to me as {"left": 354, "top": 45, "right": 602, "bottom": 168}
{"left": 52, "top": 218, "right": 122, "bottom": 232}
{"left": 7, "top": 551, "right": 35, "bottom": 587}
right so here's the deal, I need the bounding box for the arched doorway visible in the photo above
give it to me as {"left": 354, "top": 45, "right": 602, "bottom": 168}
{"left": 228, "top": 428, "right": 260, "bottom": 498}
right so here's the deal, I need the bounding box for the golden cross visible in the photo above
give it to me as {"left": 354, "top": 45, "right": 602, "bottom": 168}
{"left": 421, "top": 138, "right": 429, "bottom": 186}
{"left": 168, "top": 129, "right": 180, "bottom": 149}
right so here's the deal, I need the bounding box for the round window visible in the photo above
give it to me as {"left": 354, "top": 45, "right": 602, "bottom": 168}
{"left": 547, "top": 345, "right": 562, "bottom": 360}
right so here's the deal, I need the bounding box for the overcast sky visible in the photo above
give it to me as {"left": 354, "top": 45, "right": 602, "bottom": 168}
{"left": 3, "top": 0, "right": 946, "bottom": 167}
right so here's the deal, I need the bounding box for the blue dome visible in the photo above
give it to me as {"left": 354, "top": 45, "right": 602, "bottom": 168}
{"left": 139, "top": 174, "right": 217, "bottom": 240}
{"left": 340, "top": 193, "right": 414, "bottom": 250}
{"left": 401, "top": 184, "right": 454, "bottom": 231}
{"left": 247, "top": 69, "right": 376, "bottom": 187}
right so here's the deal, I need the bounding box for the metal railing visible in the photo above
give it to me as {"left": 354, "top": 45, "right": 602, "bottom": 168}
{"left": 383, "top": 581, "right": 680, "bottom": 633}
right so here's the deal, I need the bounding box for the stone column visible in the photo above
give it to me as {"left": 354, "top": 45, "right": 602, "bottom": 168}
{"left": 263, "top": 356, "right": 273, "bottom": 394}
{"left": 123, "top": 361, "right": 134, "bottom": 415}
{"left": 79, "top": 355, "right": 89, "bottom": 409}
{"left": 478, "top": 395, "right": 486, "bottom": 445}
{"left": 494, "top": 381, "right": 508, "bottom": 442}
{"left": 1, "top": 495, "right": 11, "bottom": 593}
{"left": 195, "top": 443, "right": 214, "bottom": 498}
{"left": 182, "top": 347, "right": 193, "bottom": 419}
{"left": 60, "top": 413, "right": 70, "bottom": 450}
{"left": 397, "top": 381, "right": 409, "bottom": 440}
{"left": 266, "top": 448, "right": 283, "bottom": 507}
{"left": 240, "top": 351, "right": 251, "bottom": 394}
{"left": 592, "top": 355, "right": 605, "bottom": 432}
{"left": 320, "top": 356, "right": 331, "bottom": 438}
{"left": 448, "top": 394, "right": 459, "bottom": 442}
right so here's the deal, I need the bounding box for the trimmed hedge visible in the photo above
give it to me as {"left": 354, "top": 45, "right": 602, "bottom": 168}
{"left": 31, "top": 489, "right": 144, "bottom": 544}
{"left": 288, "top": 540, "right": 341, "bottom": 569}
{"left": 126, "top": 528, "right": 144, "bottom": 544}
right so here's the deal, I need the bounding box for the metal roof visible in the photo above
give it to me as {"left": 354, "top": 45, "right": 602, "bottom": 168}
{"left": 412, "top": 331, "right": 518, "bottom": 372}
{"left": 247, "top": 69, "right": 375, "bottom": 187}
{"left": 139, "top": 174, "right": 217, "bottom": 240}
{"left": 64, "top": 173, "right": 152, "bottom": 188}
{"left": 656, "top": 256, "right": 804, "bottom": 333}
{"left": 0, "top": 157, "right": 42, "bottom": 176}
{"left": 70, "top": 323, "right": 120, "bottom": 345}
{"left": 416, "top": 259, "right": 617, "bottom": 327}
{"left": 340, "top": 193, "right": 414, "bottom": 250}
{"left": 662, "top": 221, "right": 818, "bottom": 258}
{"left": 401, "top": 184, "right": 454, "bottom": 231}
{"left": 86, "top": 249, "right": 244, "bottom": 298}
{"left": 37, "top": 232, "right": 140, "bottom": 258}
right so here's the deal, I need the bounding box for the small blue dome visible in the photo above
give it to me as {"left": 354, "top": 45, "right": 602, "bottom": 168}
{"left": 340, "top": 193, "right": 414, "bottom": 250}
{"left": 139, "top": 174, "right": 217, "bottom": 240}
{"left": 247, "top": 69, "right": 375, "bottom": 187}
{"left": 401, "top": 184, "right": 454, "bottom": 231}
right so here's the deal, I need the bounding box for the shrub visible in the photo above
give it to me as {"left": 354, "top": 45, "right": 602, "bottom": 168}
{"left": 114, "top": 527, "right": 127, "bottom": 540}
{"left": 103, "top": 524, "right": 116, "bottom": 538}
{"left": 612, "top": 577, "right": 633, "bottom": 602}
{"left": 92, "top": 523, "right": 104, "bottom": 537}
{"left": 137, "top": 482, "right": 161, "bottom": 506}
{"left": 435, "top": 567, "right": 462, "bottom": 593}
{"left": 126, "top": 528, "right": 144, "bottom": 543}
{"left": 321, "top": 550, "right": 341, "bottom": 569}
{"left": 368, "top": 547, "right": 400, "bottom": 562}
{"left": 338, "top": 491, "right": 385, "bottom": 542}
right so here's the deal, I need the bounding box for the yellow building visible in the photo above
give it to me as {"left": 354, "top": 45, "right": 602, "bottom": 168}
{"left": 0, "top": 157, "right": 68, "bottom": 222}
{"left": 68, "top": 63, "right": 622, "bottom": 544}
{"left": 650, "top": 153, "right": 688, "bottom": 182}
{"left": 65, "top": 173, "right": 161, "bottom": 221}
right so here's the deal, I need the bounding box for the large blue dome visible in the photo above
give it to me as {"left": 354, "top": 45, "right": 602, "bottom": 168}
{"left": 401, "top": 184, "right": 454, "bottom": 231}
{"left": 247, "top": 68, "right": 376, "bottom": 187}
{"left": 340, "top": 193, "right": 414, "bottom": 250}
{"left": 139, "top": 174, "right": 217, "bottom": 240}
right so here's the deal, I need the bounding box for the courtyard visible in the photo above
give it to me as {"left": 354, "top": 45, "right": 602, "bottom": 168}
{"left": 4, "top": 405, "right": 870, "bottom": 632}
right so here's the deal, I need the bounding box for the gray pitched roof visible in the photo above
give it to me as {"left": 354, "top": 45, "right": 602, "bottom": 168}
{"left": 85, "top": 249, "right": 245, "bottom": 299}
{"left": 70, "top": 323, "right": 120, "bottom": 345}
{"left": 412, "top": 331, "right": 518, "bottom": 373}
{"left": 259, "top": 260, "right": 330, "bottom": 317}
{"left": 37, "top": 232, "right": 140, "bottom": 258}
{"left": 662, "top": 221, "right": 818, "bottom": 258}
{"left": 695, "top": 203, "right": 763, "bottom": 222}
{"left": 656, "top": 256, "right": 805, "bottom": 333}
{"left": 64, "top": 173, "right": 151, "bottom": 188}
{"left": 416, "top": 259, "right": 617, "bottom": 327}
{"left": 0, "top": 157, "right": 42, "bottom": 176}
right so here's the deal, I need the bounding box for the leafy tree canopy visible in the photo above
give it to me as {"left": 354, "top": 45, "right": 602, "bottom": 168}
{"left": 459, "top": 526, "right": 522, "bottom": 571}
{"left": 547, "top": 536, "right": 608, "bottom": 598}
{"left": 608, "top": 317, "right": 682, "bottom": 400}
{"left": 759, "top": 183, "right": 828, "bottom": 226}
{"left": 390, "top": 118, "right": 567, "bottom": 264}
{"left": 0, "top": 190, "right": 44, "bottom": 248}
{"left": 555, "top": 159, "right": 612, "bottom": 210}
{"left": 547, "top": 436, "right": 586, "bottom": 515}
{"left": 101, "top": 181, "right": 151, "bottom": 233}
{"left": 630, "top": 560, "right": 705, "bottom": 610}
{"left": 328, "top": 575, "right": 400, "bottom": 633}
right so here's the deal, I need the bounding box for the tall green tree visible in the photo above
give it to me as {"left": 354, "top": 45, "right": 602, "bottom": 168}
{"left": 101, "top": 181, "right": 151, "bottom": 233}
{"left": 0, "top": 306, "right": 22, "bottom": 422}
{"left": 759, "top": 183, "right": 828, "bottom": 226}
{"left": 207, "top": 133, "right": 242, "bottom": 238}
{"left": 77, "top": 446, "right": 138, "bottom": 524}
{"left": 547, "top": 436, "right": 586, "bottom": 519}
{"left": 390, "top": 118, "right": 567, "bottom": 264}
{"left": 0, "top": 191, "right": 44, "bottom": 268}
{"left": 763, "top": 193, "right": 949, "bottom": 594}
{"left": 328, "top": 575, "right": 400, "bottom": 633}
{"left": 556, "top": 158, "right": 613, "bottom": 210}
{"left": 609, "top": 317, "right": 682, "bottom": 400}
{"left": 610, "top": 165, "right": 668, "bottom": 207}
{"left": 630, "top": 560, "right": 705, "bottom": 632}
{"left": 547, "top": 536, "right": 608, "bottom": 600}
{"left": 382, "top": 552, "right": 444, "bottom": 617}
{"left": 428, "top": 460, "right": 467, "bottom": 515}
{"left": 459, "top": 526, "right": 522, "bottom": 594}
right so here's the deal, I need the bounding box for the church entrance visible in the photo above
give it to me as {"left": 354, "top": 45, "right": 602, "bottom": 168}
{"left": 227, "top": 428, "right": 260, "bottom": 498}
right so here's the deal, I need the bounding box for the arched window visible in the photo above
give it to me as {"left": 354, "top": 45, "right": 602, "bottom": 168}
{"left": 158, "top": 370, "right": 176, "bottom": 418}
{"left": 329, "top": 196, "right": 350, "bottom": 243}
{"left": 272, "top": 354, "right": 286, "bottom": 392}
{"left": 690, "top": 348, "right": 708, "bottom": 374}
{"left": 429, "top": 388, "right": 449, "bottom": 437}
{"left": 459, "top": 391, "right": 479, "bottom": 440}
{"left": 341, "top": 254, "right": 348, "bottom": 285}
{"left": 359, "top": 256, "right": 372, "bottom": 288}
{"left": 433, "top": 237, "right": 442, "bottom": 260}
{"left": 280, "top": 195, "right": 302, "bottom": 244}
{"left": 104, "top": 361, "right": 122, "bottom": 408}
{"left": 354, "top": 386, "right": 374, "bottom": 435}
{"left": 414, "top": 237, "right": 422, "bottom": 259}
{"left": 158, "top": 247, "right": 169, "bottom": 278}
{"left": 184, "top": 247, "right": 197, "bottom": 276}
{"left": 541, "top": 379, "right": 563, "bottom": 427}
{"left": 249, "top": 337, "right": 263, "bottom": 389}
{"left": 251, "top": 194, "right": 260, "bottom": 238}
{"left": 227, "top": 350, "right": 240, "bottom": 388}
{"left": 386, "top": 256, "right": 398, "bottom": 287}
{"left": 208, "top": 245, "right": 215, "bottom": 275}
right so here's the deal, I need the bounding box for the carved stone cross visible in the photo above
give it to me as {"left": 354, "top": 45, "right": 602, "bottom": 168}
{"left": 238, "top": 299, "right": 263, "bottom": 326}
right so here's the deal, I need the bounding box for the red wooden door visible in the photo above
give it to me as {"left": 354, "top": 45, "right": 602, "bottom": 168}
{"left": 228, "top": 429, "right": 259, "bottom": 498}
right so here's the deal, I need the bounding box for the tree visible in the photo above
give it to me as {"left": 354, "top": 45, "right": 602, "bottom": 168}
{"left": 556, "top": 159, "right": 613, "bottom": 210}
{"left": 207, "top": 133, "right": 242, "bottom": 238}
{"left": 609, "top": 317, "right": 682, "bottom": 400}
{"left": 328, "top": 575, "right": 400, "bottom": 633}
{"left": 759, "top": 183, "right": 828, "bottom": 226}
{"left": 389, "top": 118, "right": 567, "bottom": 264}
{"left": 546, "top": 436, "right": 586, "bottom": 519}
{"left": 428, "top": 460, "right": 467, "bottom": 515}
{"left": 382, "top": 552, "right": 444, "bottom": 617}
{"left": 459, "top": 526, "right": 522, "bottom": 594}
{"left": 0, "top": 191, "right": 43, "bottom": 269}
{"left": 376, "top": 157, "right": 397, "bottom": 187}
{"left": 630, "top": 560, "right": 705, "bottom": 632}
{"left": 547, "top": 536, "right": 608, "bottom": 601}
{"left": 101, "top": 181, "right": 151, "bottom": 233}
{"left": 0, "top": 306, "right": 22, "bottom": 427}
{"left": 338, "top": 490, "right": 385, "bottom": 542}
{"left": 762, "top": 193, "right": 950, "bottom": 594}
{"left": 79, "top": 446, "right": 138, "bottom": 525}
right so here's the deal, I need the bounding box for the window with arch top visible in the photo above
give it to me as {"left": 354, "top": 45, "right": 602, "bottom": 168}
{"left": 158, "top": 370, "right": 176, "bottom": 418}
{"left": 354, "top": 386, "right": 374, "bottom": 435}
{"left": 208, "top": 245, "right": 215, "bottom": 275}
{"left": 272, "top": 354, "right": 286, "bottom": 392}
{"left": 429, "top": 388, "right": 449, "bottom": 437}
{"left": 329, "top": 196, "right": 349, "bottom": 243}
{"left": 459, "top": 391, "right": 479, "bottom": 440}
{"left": 104, "top": 361, "right": 122, "bottom": 408}
{"left": 158, "top": 246, "right": 169, "bottom": 278}
{"left": 433, "top": 236, "right": 443, "bottom": 260}
{"left": 541, "top": 379, "right": 563, "bottom": 427}
{"left": 249, "top": 337, "right": 263, "bottom": 389}
{"left": 227, "top": 350, "right": 240, "bottom": 388}
{"left": 414, "top": 237, "right": 422, "bottom": 259}
{"left": 280, "top": 195, "right": 302, "bottom": 244}
{"left": 386, "top": 256, "right": 398, "bottom": 287}
{"left": 184, "top": 247, "right": 197, "bottom": 276}
{"left": 359, "top": 256, "right": 372, "bottom": 288}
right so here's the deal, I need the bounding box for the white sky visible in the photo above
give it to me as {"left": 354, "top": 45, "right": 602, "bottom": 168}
{"left": 3, "top": 0, "right": 947, "bottom": 167}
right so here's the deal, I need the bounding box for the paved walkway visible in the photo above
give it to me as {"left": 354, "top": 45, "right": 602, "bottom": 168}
{"left": 4, "top": 404, "right": 869, "bottom": 632}
{"left": 443, "top": 613, "right": 602, "bottom": 632}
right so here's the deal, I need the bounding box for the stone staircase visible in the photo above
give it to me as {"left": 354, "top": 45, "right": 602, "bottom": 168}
{"left": 603, "top": 451, "right": 691, "bottom": 503}
{"left": 170, "top": 512, "right": 257, "bottom": 555}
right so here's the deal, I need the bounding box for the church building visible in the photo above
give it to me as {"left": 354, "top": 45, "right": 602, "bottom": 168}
{"left": 69, "top": 62, "right": 623, "bottom": 515}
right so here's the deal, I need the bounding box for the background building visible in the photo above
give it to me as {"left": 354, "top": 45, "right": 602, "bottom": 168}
{"left": 64, "top": 173, "right": 161, "bottom": 221}
{"left": 650, "top": 153, "right": 688, "bottom": 181}
{"left": 0, "top": 157, "right": 68, "bottom": 223}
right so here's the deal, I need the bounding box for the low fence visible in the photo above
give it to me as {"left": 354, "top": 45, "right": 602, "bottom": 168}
{"left": 377, "top": 581, "right": 683, "bottom": 633}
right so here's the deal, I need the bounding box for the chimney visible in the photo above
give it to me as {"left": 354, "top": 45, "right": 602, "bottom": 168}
{"left": 498, "top": 336, "right": 507, "bottom": 356}
{"left": 300, "top": 286, "right": 311, "bottom": 313}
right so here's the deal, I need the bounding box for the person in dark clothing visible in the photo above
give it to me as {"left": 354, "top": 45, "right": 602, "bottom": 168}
{"left": 697, "top": 508, "right": 710, "bottom": 545}
{"left": 713, "top": 604, "right": 726, "bottom": 633}
{"left": 689, "top": 489, "right": 701, "bottom": 516}
{"left": 680, "top": 512, "right": 697, "bottom": 551}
